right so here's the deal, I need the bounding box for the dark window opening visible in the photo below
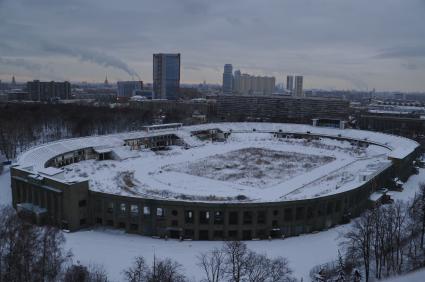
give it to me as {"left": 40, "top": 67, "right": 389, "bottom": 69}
{"left": 296, "top": 207, "right": 305, "bottom": 220}
{"left": 213, "top": 230, "right": 224, "bottom": 239}
{"left": 184, "top": 229, "right": 194, "bottom": 239}
{"left": 118, "top": 222, "right": 126, "bottom": 229}
{"left": 78, "top": 199, "right": 87, "bottom": 207}
{"left": 96, "top": 217, "right": 102, "bottom": 224}
{"left": 327, "top": 202, "right": 333, "bottom": 215}
{"left": 229, "top": 212, "right": 238, "bottom": 225}
{"left": 284, "top": 208, "right": 293, "bottom": 222}
{"left": 257, "top": 211, "right": 266, "bottom": 224}
{"left": 199, "top": 230, "right": 209, "bottom": 240}
{"left": 243, "top": 211, "right": 253, "bottom": 224}
{"left": 307, "top": 207, "right": 314, "bottom": 219}
{"left": 228, "top": 230, "right": 238, "bottom": 239}
{"left": 242, "top": 230, "right": 252, "bottom": 240}
{"left": 79, "top": 218, "right": 86, "bottom": 226}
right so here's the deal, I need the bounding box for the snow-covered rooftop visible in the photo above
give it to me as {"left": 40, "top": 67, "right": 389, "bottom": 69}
{"left": 15, "top": 123, "right": 418, "bottom": 203}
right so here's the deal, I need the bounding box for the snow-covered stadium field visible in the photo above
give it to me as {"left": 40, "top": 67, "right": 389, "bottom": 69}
{"left": 61, "top": 132, "right": 391, "bottom": 202}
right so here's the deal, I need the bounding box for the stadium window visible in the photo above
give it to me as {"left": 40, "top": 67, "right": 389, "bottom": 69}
{"left": 296, "top": 207, "right": 305, "bottom": 220}
{"left": 185, "top": 210, "right": 194, "bottom": 224}
{"left": 143, "top": 206, "right": 150, "bottom": 215}
{"left": 107, "top": 202, "right": 114, "bottom": 213}
{"left": 335, "top": 201, "right": 341, "bottom": 213}
{"left": 157, "top": 207, "right": 164, "bottom": 217}
{"left": 327, "top": 202, "right": 333, "bottom": 215}
{"left": 120, "top": 203, "right": 127, "bottom": 213}
{"left": 213, "top": 230, "right": 224, "bottom": 239}
{"left": 257, "top": 211, "right": 266, "bottom": 224}
{"left": 229, "top": 211, "right": 238, "bottom": 225}
{"left": 130, "top": 204, "right": 139, "bottom": 214}
{"left": 228, "top": 230, "right": 238, "bottom": 239}
{"left": 307, "top": 207, "right": 314, "bottom": 219}
{"left": 214, "top": 211, "right": 223, "bottom": 224}
{"left": 78, "top": 199, "right": 87, "bottom": 207}
{"left": 199, "top": 211, "right": 210, "bottom": 224}
{"left": 284, "top": 208, "right": 293, "bottom": 222}
{"left": 243, "top": 211, "right": 253, "bottom": 224}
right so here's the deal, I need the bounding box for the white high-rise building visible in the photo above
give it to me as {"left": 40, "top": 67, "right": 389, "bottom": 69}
{"left": 233, "top": 70, "right": 275, "bottom": 96}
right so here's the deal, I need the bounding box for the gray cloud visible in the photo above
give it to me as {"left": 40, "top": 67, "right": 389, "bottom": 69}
{"left": 0, "top": 57, "right": 44, "bottom": 71}
{"left": 0, "top": 0, "right": 425, "bottom": 91}
{"left": 375, "top": 46, "right": 425, "bottom": 59}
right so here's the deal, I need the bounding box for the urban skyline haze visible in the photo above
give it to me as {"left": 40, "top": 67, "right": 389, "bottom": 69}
{"left": 0, "top": 0, "right": 425, "bottom": 91}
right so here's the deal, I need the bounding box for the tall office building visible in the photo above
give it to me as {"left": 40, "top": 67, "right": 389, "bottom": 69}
{"left": 286, "top": 75, "right": 294, "bottom": 93}
{"left": 153, "top": 53, "right": 181, "bottom": 100}
{"left": 117, "top": 81, "right": 143, "bottom": 100}
{"left": 294, "top": 75, "right": 304, "bottom": 97}
{"left": 27, "top": 80, "right": 71, "bottom": 101}
{"left": 222, "top": 64, "right": 233, "bottom": 94}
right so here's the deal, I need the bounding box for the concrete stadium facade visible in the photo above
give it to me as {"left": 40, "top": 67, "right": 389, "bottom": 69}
{"left": 10, "top": 123, "right": 419, "bottom": 240}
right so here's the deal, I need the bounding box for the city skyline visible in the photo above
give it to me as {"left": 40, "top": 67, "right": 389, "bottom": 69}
{"left": 1, "top": 0, "right": 425, "bottom": 92}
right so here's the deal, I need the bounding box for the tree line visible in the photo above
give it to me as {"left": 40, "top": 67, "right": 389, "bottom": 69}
{"left": 0, "top": 103, "right": 191, "bottom": 160}
{"left": 310, "top": 184, "right": 425, "bottom": 282}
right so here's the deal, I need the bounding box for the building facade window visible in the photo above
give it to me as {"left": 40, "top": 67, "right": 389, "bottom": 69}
{"left": 143, "top": 206, "right": 150, "bottom": 215}
{"left": 185, "top": 210, "right": 194, "bottom": 224}
{"left": 130, "top": 204, "right": 139, "bottom": 214}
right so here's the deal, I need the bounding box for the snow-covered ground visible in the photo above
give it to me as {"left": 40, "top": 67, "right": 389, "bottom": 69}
{"left": 384, "top": 268, "right": 425, "bottom": 282}
{"left": 2, "top": 163, "right": 425, "bottom": 281}
{"left": 61, "top": 134, "right": 390, "bottom": 202}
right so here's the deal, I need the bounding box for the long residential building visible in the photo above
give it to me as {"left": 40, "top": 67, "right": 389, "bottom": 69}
{"left": 216, "top": 95, "right": 350, "bottom": 123}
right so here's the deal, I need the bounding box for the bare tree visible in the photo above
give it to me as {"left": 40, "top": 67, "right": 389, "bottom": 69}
{"left": 343, "top": 210, "right": 374, "bottom": 282}
{"left": 148, "top": 257, "right": 186, "bottom": 282}
{"left": 123, "top": 256, "right": 149, "bottom": 282}
{"left": 63, "top": 263, "right": 108, "bottom": 282}
{"left": 197, "top": 248, "right": 226, "bottom": 282}
{"left": 223, "top": 241, "right": 249, "bottom": 282}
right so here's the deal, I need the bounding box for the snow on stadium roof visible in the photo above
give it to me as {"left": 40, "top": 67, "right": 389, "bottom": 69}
{"left": 16, "top": 122, "right": 418, "bottom": 180}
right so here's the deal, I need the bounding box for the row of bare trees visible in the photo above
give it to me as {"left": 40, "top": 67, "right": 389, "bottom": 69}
{"left": 311, "top": 184, "right": 425, "bottom": 282}
{"left": 0, "top": 103, "right": 162, "bottom": 160}
{"left": 123, "top": 241, "right": 295, "bottom": 282}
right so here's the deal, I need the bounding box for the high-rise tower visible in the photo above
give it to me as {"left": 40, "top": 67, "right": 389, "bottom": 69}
{"left": 153, "top": 53, "right": 181, "bottom": 100}
{"left": 222, "top": 64, "right": 233, "bottom": 94}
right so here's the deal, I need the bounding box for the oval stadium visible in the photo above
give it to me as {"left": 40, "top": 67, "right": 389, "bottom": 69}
{"left": 10, "top": 122, "right": 420, "bottom": 240}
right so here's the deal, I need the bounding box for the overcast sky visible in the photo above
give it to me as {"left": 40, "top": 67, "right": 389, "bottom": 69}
{"left": 1, "top": 0, "right": 425, "bottom": 91}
